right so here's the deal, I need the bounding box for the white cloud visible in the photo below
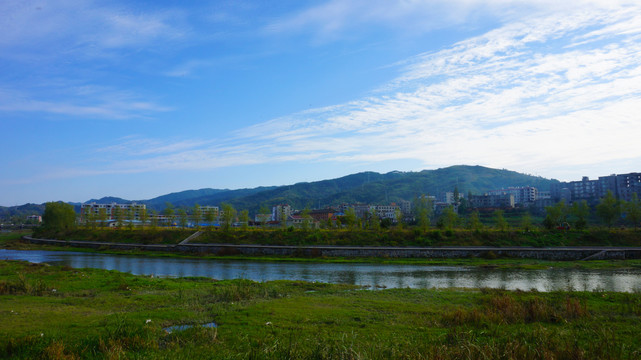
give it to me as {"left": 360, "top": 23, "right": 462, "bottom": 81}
{"left": 0, "top": 86, "right": 172, "bottom": 119}
{"left": 18, "top": 1, "right": 641, "bottom": 182}
{"left": 263, "top": 0, "right": 633, "bottom": 44}
{"left": 0, "top": 0, "right": 187, "bottom": 57}
{"left": 239, "top": 3, "right": 641, "bottom": 175}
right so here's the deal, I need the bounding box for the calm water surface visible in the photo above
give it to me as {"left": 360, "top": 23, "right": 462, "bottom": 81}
{"left": 2, "top": 249, "right": 641, "bottom": 292}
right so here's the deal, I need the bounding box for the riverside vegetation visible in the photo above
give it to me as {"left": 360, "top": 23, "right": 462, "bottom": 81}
{"left": 2, "top": 260, "right": 641, "bottom": 359}
{"left": 32, "top": 192, "right": 641, "bottom": 250}
{"left": 31, "top": 226, "right": 641, "bottom": 248}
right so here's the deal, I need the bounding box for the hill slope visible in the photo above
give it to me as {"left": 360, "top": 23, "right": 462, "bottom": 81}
{"left": 1, "top": 165, "right": 557, "bottom": 216}
{"left": 188, "top": 165, "right": 556, "bottom": 214}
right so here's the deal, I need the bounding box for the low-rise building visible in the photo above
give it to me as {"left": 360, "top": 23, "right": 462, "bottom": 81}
{"left": 197, "top": 206, "right": 219, "bottom": 219}
{"left": 469, "top": 194, "right": 515, "bottom": 209}
{"left": 27, "top": 215, "right": 42, "bottom": 223}
{"left": 486, "top": 186, "right": 537, "bottom": 205}
{"left": 81, "top": 202, "right": 146, "bottom": 221}
{"left": 374, "top": 204, "right": 400, "bottom": 220}
{"left": 308, "top": 208, "right": 335, "bottom": 223}
{"left": 550, "top": 173, "right": 641, "bottom": 203}
{"left": 616, "top": 173, "right": 641, "bottom": 202}
{"left": 272, "top": 204, "right": 292, "bottom": 222}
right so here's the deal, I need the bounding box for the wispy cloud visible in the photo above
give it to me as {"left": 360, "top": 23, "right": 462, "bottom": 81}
{"left": 97, "top": 136, "right": 212, "bottom": 156}
{"left": 262, "top": 0, "right": 625, "bottom": 43}
{"left": 0, "top": 86, "right": 172, "bottom": 119}
{"left": 17, "top": 2, "right": 641, "bottom": 182}
{"left": 0, "top": 1, "right": 186, "bottom": 120}
{"left": 124, "top": 4, "right": 641, "bottom": 173}
{"left": 0, "top": 0, "right": 187, "bottom": 58}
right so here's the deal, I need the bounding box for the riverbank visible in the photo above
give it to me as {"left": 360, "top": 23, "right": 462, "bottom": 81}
{"left": 3, "top": 230, "right": 641, "bottom": 269}
{"left": 22, "top": 234, "right": 641, "bottom": 261}
{"left": 32, "top": 227, "right": 641, "bottom": 248}
{"left": 2, "top": 260, "right": 640, "bottom": 359}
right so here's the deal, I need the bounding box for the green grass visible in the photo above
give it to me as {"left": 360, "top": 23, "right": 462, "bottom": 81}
{"left": 0, "top": 229, "right": 31, "bottom": 242}
{"left": 32, "top": 228, "right": 192, "bottom": 245}
{"left": 29, "top": 227, "right": 641, "bottom": 249}
{"left": 1, "top": 260, "right": 641, "bottom": 359}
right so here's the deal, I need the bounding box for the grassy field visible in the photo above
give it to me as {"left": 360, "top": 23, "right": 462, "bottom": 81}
{"left": 1, "top": 260, "right": 641, "bottom": 359}
{"left": 31, "top": 228, "right": 193, "bottom": 245}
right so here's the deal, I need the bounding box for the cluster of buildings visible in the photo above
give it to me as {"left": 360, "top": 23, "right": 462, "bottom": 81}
{"left": 551, "top": 172, "right": 641, "bottom": 204}
{"left": 262, "top": 203, "right": 409, "bottom": 228}
{"left": 466, "top": 172, "right": 641, "bottom": 211}
{"left": 80, "top": 203, "right": 227, "bottom": 227}
{"left": 467, "top": 186, "right": 549, "bottom": 210}
{"left": 80, "top": 202, "right": 147, "bottom": 224}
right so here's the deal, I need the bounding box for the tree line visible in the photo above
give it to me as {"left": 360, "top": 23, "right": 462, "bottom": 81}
{"left": 40, "top": 190, "right": 641, "bottom": 233}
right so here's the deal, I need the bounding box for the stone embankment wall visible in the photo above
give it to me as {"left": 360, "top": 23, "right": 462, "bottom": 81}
{"left": 23, "top": 236, "right": 641, "bottom": 260}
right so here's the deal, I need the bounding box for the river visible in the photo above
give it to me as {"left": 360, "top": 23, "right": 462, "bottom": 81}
{"left": 2, "top": 249, "right": 641, "bottom": 292}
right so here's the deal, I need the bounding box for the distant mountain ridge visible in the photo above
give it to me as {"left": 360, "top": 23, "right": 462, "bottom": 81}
{"left": 1, "top": 165, "right": 557, "bottom": 216}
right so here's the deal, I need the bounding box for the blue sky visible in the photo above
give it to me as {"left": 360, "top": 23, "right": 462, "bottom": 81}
{"left": 2, "top": 0, "right": 641, "bottom": 206}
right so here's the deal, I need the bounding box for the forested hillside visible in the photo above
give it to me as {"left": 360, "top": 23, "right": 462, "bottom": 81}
{"left": 2, "top": 165, "right": 557, "bottom": 216}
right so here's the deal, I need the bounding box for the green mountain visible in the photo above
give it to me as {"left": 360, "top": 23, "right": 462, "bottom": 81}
{"left": 0, "top": 203, "right": 46, "bottom": 219}
{"left": 2, "top": 166, "right": 558, "bottom": 217}
{"left": 85, "top": 196, "right": 131, "bottom": 204}
{"left": 162, "top": 165, "right": 556, "bottom": 214}
{"left": 141, "top": 187, "right": 278, "bottom": 211}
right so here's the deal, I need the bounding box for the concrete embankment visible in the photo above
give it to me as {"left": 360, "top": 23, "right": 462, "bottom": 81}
{"left": 22, "top": 236, "right": 641, "bottom": 260}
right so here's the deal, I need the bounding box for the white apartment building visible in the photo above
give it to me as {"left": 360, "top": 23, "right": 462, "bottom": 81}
{"left": 374, "top": 204, "right": 400, "bottom": 220}
{"left": 272, "top": 204, "right": 292, "bottom": 222}
{"left": 196, "top": 206, "right": 219, "bottom": 219}
{"left": 486, "top": 186, "right": 537, "bottom": 205}
{"left": 81, "top": 202, "right": 146, "bottom": 221}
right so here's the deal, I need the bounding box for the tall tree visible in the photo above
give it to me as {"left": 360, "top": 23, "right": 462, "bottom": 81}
{"left": 150, "top": 210, "right": 158, "bottom": 230}
{"left": 85, "top": 208, "right": 97, "bottom": 230}
{"left": 98, "top": 208, "right": 107, "bottom": 228}
{"left": 125, "top": 206, "right": 135, "bottom": 230}
{"left": 343, "top": 207, "right": 357, "bottom": 230}
{"left": 280, "top": 206, "right": 287, "bottom": 229}
{"left": 113, "top": 206, "right": 124, "bottom": 228}
{"left": 139, "top": 207, "right": 148, "bottom": 230}
{"left": 301, "top": 207, "right": 312, "bottom": 231}
{"left": 258, "top": 205, "right": 271, "bottom": 229}
{"left": 624, "top": 192, "right": 641, "bottom": 229}
{"left": 42, "top": 202, "right": 76, "bottom": 231}
{"left": 368, "top": 208, "right": 381, "bottom": 231}
{"left": 239, "top": 209, "right": 249, "bottom": 230}
{"left": 520, "top": 212, "right": 533, "bottom": 232}
{"left": 204, "top": 209, "right": 216, "bottom": 230}
{"left": 543, "top": 200, "right": 567, "bottom": 230}
{"left": 440, "top": 205, "right": 458, "bottom": 231}
{"left": 596, "top": 191, "right": 620, "bottom": 228}
{"left": 395, "top": 208, "right": 403, "bottom": 229}
{"left": 453, "top": 186, "right": 460, "bottom": 206}
{"left": 163, "top": 202, "right": 175, "bottom": 227}
{"left": 570, "top": 200, "right": 590, "bottom": 230}
{"left": 414, "top": 194, "right": 433, "bottom": 233}
{"left": 221, "top": 203, "right": 236, "bottom": 231}
{"left": 177, "top": 209, "right": 188, "bottom": 229}
{"left": 494, "top": 209, "right": 509, "bottom": 231}
{"left": 192, "top": 204, "right": 202, "bottom": 230}
{"left": 467, "top": 210, "right": 483, "bottom": 231}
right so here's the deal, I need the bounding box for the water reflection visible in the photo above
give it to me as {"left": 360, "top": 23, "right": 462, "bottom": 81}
{"left": 2, "top": 249, "right": 641, "bottom": 292}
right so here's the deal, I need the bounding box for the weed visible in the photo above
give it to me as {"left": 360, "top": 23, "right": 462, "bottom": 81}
{"left": 1, "top": 261, "right": 640, "bottom": 359}
{"left": 0, "top": 272, "right": 50, "bottom": 295}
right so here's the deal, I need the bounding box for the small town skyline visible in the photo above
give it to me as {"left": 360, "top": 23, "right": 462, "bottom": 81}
{"left": 5, "top": 167, "right": 639, "bottom": 221}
